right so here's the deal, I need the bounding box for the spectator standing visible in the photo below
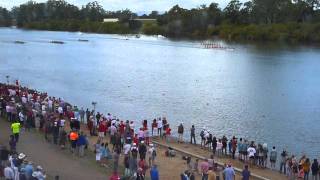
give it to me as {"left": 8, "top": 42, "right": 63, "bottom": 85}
{"left": 190, "top": 125, "right": 196, "bottom": 144}
{"left": 242, "top": 164, "right": 251, "bottom": 180}
{"left": 270, "top": 146, "right": 277, "bottom": 170}
{"left": 177, "top": 123, "right": 184, "bottom": 143}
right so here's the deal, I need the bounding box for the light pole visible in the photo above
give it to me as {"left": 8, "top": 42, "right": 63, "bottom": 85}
{"left": 91, "top": 101, "right": 97, "bottom": 118}
{"left": 6, "top": 75, "right": 9, "bottom": 85}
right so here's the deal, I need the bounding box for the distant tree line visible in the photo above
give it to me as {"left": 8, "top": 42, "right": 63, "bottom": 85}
{"left": 152, "top": 0, "right": 320, "bottom": 41}
{"left": 0, "top": 0, "right": 320, "bottom": 42}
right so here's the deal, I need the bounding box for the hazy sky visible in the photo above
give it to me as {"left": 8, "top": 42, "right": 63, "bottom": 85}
{"left": 0, "top": 0, "right": 233, "bottom": 12}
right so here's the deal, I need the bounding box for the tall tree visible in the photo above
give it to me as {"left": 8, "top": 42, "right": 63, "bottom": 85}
{"left": 207, "top": 3, "right": 222, "bottom": 26}
{"left": 81, "top": 1, "right": 105, "bottom": 21}
{"left": 224, "top": 0, "right": 242, "bottom": 24}
{"left": 0, "top": 7, "right": 11, "bottom": 26}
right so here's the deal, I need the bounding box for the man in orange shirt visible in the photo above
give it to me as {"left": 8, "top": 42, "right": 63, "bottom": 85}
{"left": 69, "top": 130, "right": 79, "bottom": 153}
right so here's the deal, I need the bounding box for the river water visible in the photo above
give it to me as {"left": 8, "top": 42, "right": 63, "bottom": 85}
{"left": 1, "top": 28, "right": 320, "bottom": 158}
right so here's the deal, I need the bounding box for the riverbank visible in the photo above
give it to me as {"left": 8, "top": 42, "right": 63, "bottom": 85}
{"left": 0, "top": 118, "right": 108, "bottom": 180}
{"left": 0, "top": 83, "right": 295, "bottom": 179}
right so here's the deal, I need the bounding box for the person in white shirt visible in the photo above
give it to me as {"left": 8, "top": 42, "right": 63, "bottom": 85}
{"left": 19, "top": 111, "right": 24, "bottom": 123}
{"left": 157, "top": 119, "right": 163, "bottom": 136}
{"left": 138, "top": 128, "right": 144, "bottom": 142}
{"left": 217, "top": 140, "right": 223, "bottom": 156}
{"left": 32, "top": 166, "right": 46, "bottom": 180}
{"left": 148, "top": 144, "right": 156, "bottom": 167}
{"left": 123, "top": 143, "right": 131, "bottom": 155}
{"left": 110, "top": 124, "right": 117, "bottom": 136}
{"left": 107, "top": 113, "right": 112, "bottom": 121}
{"left": 247, "top": 146, "right": 256, "bottom": 165}
{"left": 48, "top": 99, "right": 53, "bottom": 112}
{"left": 129, "top": 121, "right": 135, "bottom": 131}
{"left": 60, "top": 118, "right": 65, "bottom": 128}
{"left": 57, "top": 106, "right": 63, "bottom": 114}
{"left": 21, "top": 96, "right": 27, "bottom": 104}
{"left": 4, "top": 162, "right": 15, "bottom": 180}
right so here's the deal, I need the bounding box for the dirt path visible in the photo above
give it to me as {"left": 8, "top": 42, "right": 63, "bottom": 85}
{"left": 0, "top": 119, "right": 108, "bottom": 180}
{"left": 152, "top": 137, "right": 287, "bottom": 180}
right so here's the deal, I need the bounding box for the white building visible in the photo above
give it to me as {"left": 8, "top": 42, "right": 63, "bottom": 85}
{"left": 103, "top": 18, "right": 119, "bottom": 22}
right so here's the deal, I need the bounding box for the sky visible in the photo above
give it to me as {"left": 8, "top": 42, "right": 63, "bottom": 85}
{"left": 0, "top": 0, "right": 232, "bottom": 12}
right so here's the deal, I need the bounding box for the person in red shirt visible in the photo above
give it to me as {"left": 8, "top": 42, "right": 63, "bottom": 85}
{"left": 133, "top": 134, "right": 138, "bottom": 145}
{"left": 143, "top": 120, "right": 147, "bottom": 130}
{"left": 87, "top": 119, "right": 93, "bottom": 136}
{"left": 98, "top": 122, "right": 107, "bottom": 140}
{"left": 109, "top": 171, "right": 120, "bottom": 180}
{"left": 119, "top": 121, "right": 125, "bottom": 136}
{"left": 138, "top": 159, "right": 147, "bottom": 176}
{"left": 165, "top": 125, "right": 171, "bottom": 144}
{"left": 231, "top": 136, "right": 237, "bottom": 159}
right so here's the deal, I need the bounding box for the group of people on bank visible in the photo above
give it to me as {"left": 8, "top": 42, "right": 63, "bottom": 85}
{"left": 0, "top": 84, "right": 48, "bottom": 180}
{"left": 2, "top": 82, "right": 320, "bottom": 180}
{"left": 174, "top": 123, "right": 320, "bottom": 180}
{"left": 0, "top": 83, "right": 161, "bottom": 180}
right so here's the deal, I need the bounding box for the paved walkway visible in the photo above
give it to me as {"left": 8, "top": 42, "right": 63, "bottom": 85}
{"left": 0, "top": 119, "right": 108, "bottom": 180}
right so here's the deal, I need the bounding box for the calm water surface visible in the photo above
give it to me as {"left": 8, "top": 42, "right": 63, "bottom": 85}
{"left": 1, "top": 28, "right": 320, "bottom": 158}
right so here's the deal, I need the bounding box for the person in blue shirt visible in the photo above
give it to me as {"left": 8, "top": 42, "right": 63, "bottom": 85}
{"left": 24, "top": 161, "right": 34, "bottom": 179}
{"left": 223, "top": 164, "right": 236, "bottom": 180}
{"left": 77, "top": 132, "right": 87, "bottom": 157}
{"left": 242, "top": 165, "right": 251, "bottom": 180}
{"left": 150, "top": 164, "right": 159, "bottom": 180}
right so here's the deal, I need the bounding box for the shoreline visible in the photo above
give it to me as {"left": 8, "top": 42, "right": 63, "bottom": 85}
{"left": 3, "top": 26, "right": 320, "bottom": 45}
{"left": 0, "top": 82, "right": 292, "bottom": 179}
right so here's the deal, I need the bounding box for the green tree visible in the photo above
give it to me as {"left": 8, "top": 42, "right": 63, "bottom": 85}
{"left": 0, "top": 7, "right": 11, "bottom": 26}
{"left": 149, "top": 11, "right": 159, "bottom": 18}
{"left": 224, "top": 0, "right": 243, "bottom": 24}
{"left": 81, "top": 1, "right": 105, "bottom": 21}
{"left": 207, "top": 3, "right": 222, "bottom": 26}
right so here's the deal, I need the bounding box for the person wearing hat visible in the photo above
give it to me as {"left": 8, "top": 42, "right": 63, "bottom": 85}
{"left": 52, "top": 121, "right": 60, "bottom": 145}
{"left": 131, "top": 143, "right": 138, "bottom": 159}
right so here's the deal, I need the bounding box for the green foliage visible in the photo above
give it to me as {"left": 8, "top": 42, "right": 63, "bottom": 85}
{"left": 11, "top": 0, "right": 105, "bottom": 27}
{"left": 142, "top": 22, "right": 164, "bottom": 35}
{"left": 23, "top": 20, "right": 131, "bottom": 34}
{"left": 1, "top": 0, "right": 320, "bottom": 42}
{"left": 211, "top": 23, "right": 320, "bottom": 42}
{"left": 0, "top": 7, "right": 12, "bottom": 26}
